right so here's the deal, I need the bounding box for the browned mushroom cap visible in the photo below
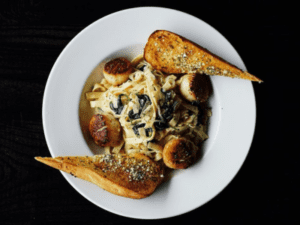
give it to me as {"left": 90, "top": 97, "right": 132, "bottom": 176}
{"left": 162, "top": 138, "right": 198, "bottom": 169}
{"left": 89, "top": 113, "right": 122, "bottom": 147}
{"left": 103, "top": 57, "right": 133, "bottom": 86}
{"left": 179, "top": 74, "right": 211, "bottom": 102}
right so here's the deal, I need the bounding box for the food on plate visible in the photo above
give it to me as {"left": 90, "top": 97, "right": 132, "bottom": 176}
{"left": 37, "top": 54, "right": 211, "bottom": 198}
{"left": 35, "top": 153, "right": 164, "bottom": 199}
{"left": 37, "top": 53, "right": 211, "bottom": 198}
{"left": 179, "top": 74, "right": 211, "bottom": 102}
{"left": 103, "top": 57, "right": 133, "bottom": 86}
{"left": 144, "top": 30, "right": 262, "bottom": 82}
{"left": 36, "top": 30, "right": 259, "bottom": 199}
{"left": 162, "top": 137, "right": 197, "bottom": 169}
{"left": 89, "top": 113, "right": 122, "bottom": 147}
{"left": 85, "top": 55, "right": 211, "bottom": 164}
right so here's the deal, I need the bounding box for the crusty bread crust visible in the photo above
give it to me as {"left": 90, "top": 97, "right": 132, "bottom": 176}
{"left": 144, "top": 30, "right": 262, "bottom": 82}
{"left": 35, "top": 154, "right": 164, "bottom": 199}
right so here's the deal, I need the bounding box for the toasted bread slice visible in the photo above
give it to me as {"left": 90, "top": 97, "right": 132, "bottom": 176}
{"left": 35, "top": 153, "right": 164, "bottom": 199}
{"left": 144, "top": 30, "right": 262, "bottom": 82}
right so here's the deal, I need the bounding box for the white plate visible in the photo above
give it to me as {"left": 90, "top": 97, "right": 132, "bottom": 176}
{"left": 42, "top": 7, "right": 256, "bottom": 219}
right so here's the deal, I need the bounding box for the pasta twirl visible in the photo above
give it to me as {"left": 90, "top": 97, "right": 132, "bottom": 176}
{"left": 86, "top": 56, "right": 211, "bottom": 161}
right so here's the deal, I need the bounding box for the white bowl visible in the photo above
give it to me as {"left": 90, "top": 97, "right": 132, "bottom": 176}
{"left": 42, "top": 7, "right": 256, "bottom": 219}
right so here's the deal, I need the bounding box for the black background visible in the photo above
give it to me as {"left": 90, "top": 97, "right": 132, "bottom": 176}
{"left": 0, "top": 0, "right": 298, "bottom": 224}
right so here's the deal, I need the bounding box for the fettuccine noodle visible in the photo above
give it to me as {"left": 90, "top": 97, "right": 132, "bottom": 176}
{"left": 86, "top": 55, "right": 211, "bottom": 160}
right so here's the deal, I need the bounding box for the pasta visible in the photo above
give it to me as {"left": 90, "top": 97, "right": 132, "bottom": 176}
{"left": 86, "top": 55, "right": 211, "bottom": 161}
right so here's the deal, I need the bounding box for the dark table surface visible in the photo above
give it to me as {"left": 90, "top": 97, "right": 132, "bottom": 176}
{"left": 0, "top": 0, "right": 298, "bottom": 224}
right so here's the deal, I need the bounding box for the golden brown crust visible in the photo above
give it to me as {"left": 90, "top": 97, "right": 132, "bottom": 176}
{"left": 35, "top": 153, "right": 164, "bottom": 199}
{"left": 162, "top": 138, "right": 197, "bottom": 169}
{"left": 89, "top": 113, "right": 122, "bottom": 147}
{"left": 179, "top": 74, "right": 212, "bottom": 102}
{"left": 144, "top": 30, "right": 262, "bottom": 82}
{"left": 103, "top": 57, "right": 133, "bottom": 86}
{"left": 104, "top": 57, "right": 133, "bottom": 74}
{"left": 190, "top": 74, "right": 211, "bottom": 102}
